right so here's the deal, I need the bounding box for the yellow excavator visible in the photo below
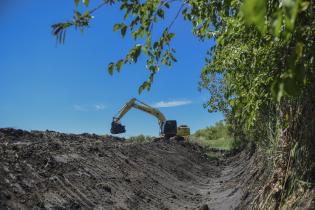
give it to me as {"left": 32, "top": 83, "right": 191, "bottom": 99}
{"left": 110, "top": 98, "right": 190, "bottom": 140}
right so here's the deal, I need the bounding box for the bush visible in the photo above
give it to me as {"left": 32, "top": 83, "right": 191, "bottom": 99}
{"left": 192, "top": 121, "right": 240, "bottom": 151}
{"left": 127, "top": 135, "right": 155, "bottom": 143}
{"left": 194, "top": 121, "right": 230, "bottom": 140}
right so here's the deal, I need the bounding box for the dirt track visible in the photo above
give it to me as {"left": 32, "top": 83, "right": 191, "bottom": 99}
{"left": 0, "top": 129, "right": 266, "bottom": 210}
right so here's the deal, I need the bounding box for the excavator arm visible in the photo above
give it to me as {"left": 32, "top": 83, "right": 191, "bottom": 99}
{"left": 111, "top": 98, "right": 168, "bottom": 135}
{"left": 110, "top": 98, "right": 191, "bottom": 139}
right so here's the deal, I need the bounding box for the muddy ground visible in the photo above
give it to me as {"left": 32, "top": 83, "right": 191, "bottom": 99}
{"left": 0, "top": 128, "right": 267, "bottom": 210}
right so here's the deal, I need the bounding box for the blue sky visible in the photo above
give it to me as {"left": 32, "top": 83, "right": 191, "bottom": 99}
{"left": 0, "top": 1, "right": 223, "bottom": 136}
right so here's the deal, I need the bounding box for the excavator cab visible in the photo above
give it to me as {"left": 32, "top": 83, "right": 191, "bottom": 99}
{"left": 110, "top": 120, "right": 126, "bottom": 134}
{"left": 161, "top": 120, "right": 177, "bottom": 138}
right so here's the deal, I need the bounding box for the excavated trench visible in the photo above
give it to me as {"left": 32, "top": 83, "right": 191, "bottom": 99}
{"left": 0, "top": 129, "right": 268, "bottom": 210}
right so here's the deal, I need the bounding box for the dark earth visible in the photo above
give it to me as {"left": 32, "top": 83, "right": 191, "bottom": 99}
{"left": 0, "top": 128, "right": 268, "bottom": 210}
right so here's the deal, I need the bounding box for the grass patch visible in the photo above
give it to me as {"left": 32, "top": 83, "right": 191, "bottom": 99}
{"left": 190, "top": 121, "right": 240, "bottom": 152}
{"left": 204, "top": 150, "right": 223, "bottom": 160}
{"left": 127, "top": 134, "right": 155, "bottom": 143}
{"left": 190, "top": 136, "right": 235, "bottom": 151}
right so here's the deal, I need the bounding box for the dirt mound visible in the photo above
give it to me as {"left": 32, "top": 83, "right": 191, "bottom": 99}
{"left": 0, "top": 128, "right": 266, "bottom": 210}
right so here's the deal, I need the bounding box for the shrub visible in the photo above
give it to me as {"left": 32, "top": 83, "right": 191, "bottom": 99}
{"left": 127, "top": 135, "right": 155, "bottom": 143}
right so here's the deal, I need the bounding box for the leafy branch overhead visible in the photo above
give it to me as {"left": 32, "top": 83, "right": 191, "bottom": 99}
{"left": 52, "top": 0, "right": 183, "bottom": 93}
{"left": 53, "top": 0, "right": 314, "bottom": 128}
{"left": 53, "top": 0, "right": 235, "bottom": 93}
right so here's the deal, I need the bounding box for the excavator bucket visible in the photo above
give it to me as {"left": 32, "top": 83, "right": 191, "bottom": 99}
{"left": 110, "top": 122, "right": 126, "bottom": 134}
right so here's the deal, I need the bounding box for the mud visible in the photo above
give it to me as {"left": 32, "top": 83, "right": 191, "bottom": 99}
{"left": 0, "top": 128, "right": 267, "bottom": 210}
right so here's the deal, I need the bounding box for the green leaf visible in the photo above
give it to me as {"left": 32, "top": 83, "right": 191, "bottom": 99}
{"left": 116, "top": 59, "right": 124, "bottom": 72}
{"left": 113, "top": 23, "right": 122, "bottom": 32}
{"left": 132, "top": 30, "right": 139, "bottom": 40}
{"left": 229, "top": 99, "right": 235, "bottom": 107}
{"left": 148, "top": 65, "right": 158, "bottom": 72}
{"left": 169, "top": 53, "right": 177, "bottom": 62}
{"left": 74, "top": 11, "right": 82, "bottom": 19}
{"left": 74, "top": 0, "right": 80, "bottom": 7}
{"left": 153, "top": 42, "right": 159, "bottom": 49}
{"left": 168, "top": 33, "right": 175, "bottom": 40}
{"left": 157, "top": 9, "right": 164, "bottom": 19}
{"left": 300, "top": 1, "right": 310, "bottom": 11}
{"left": 273, "top": 11, "right": 283, "bottom": 37}
{"left": 241, "top": 0, "right": 267, "bottom": 33}
{"left": 182, "top": 8, "right": 188, "bottom": 15}
{"left": 123, "top": 8, "right": 131, "bottom": 20}
{"left": 108, "top": 62, "right": 115, "bottom": 75}
{"left": 138, "top": 85, "right": 144, "bottom": 94}
{"left": 83, "top": 11, "right": 90, "bottom": 17}
{"left": 83, "top": 0, "right": 90, "bottom": 7}
{"left": 138, "top": 82, "right": 150, "bottom": 94}
{"left": 121, "top": 25, "right": 128, "bottom": 37}
{"left": 283, "top": 0, "right": 300, "bottom": 31}
{"left": 132, "top": 44, "right": 142, "bottom": 62}
{"left": 272, "top": 80, "right": 285, "bottom": 102}
{"left": 295, "top": 42, "right": 304, "bottom": 60}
